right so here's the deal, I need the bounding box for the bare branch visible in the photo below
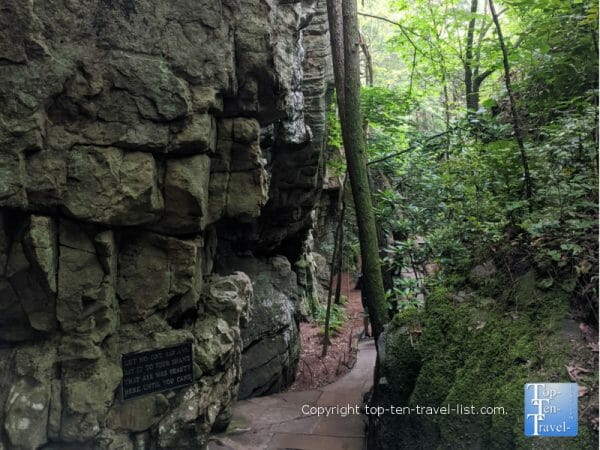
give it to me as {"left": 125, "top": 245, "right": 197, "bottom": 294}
{"left": 358, "top": 11, "right": 428, "bottom": 59}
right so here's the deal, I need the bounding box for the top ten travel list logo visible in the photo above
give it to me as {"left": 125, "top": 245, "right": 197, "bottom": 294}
{"left": 524, "top": 383, "right": 578, "bottom": 437}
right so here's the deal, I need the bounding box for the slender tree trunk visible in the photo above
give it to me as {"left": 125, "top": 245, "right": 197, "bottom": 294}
{"left": 322, "top": 177, "right": 347, "bottom": 356}
{"left": 465, "top": 0, "right": 478, "bottom": 113}
{"left": 442, "top": 80, "right": 451, "bottom": 159}
{"left": 465, "top": 0, "right": 495, "bottom": 114}
{"left": 366, "top": 168, "right": 395, "bottom": 304}
{"left": 357, "top": 30, "right": 395, "bottom": 307}
{"left": 408, "top": 48, "right": 417, "bottom": 97}
{"left": 326, "top": 0, "right": 346, "bottom": 119}
{"left": 373, "top": 168, "right": 396, "bottom": 317}
{"left": 338, "top": 0, "right": 388, "bottom": 338}
{"left": 429, "top": 8, "right": 452, "bottom": 158}
{"left": 489, "top": 0, "right": 533, "bottom": 206}
{"left": 358, "top": 32, "right": 373, "bottom": 86}
{"left": 321, "top": 215, "right": 344, "bottom": 357}
{"left": 474, "top": 0, "right": 488, "bottom": 76}
{"left": 334, "top": 180, "right": 347, "bottom": 305}
{"left": 322, "top": 0, "right": 346, "bottom": 356}
{"left": 333, "top": 204, "right": 345, "bottom": 306}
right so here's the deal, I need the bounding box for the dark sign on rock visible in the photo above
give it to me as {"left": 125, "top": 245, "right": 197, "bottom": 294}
{"left": 122, "top": 342, "right": 194, "bottom": 400}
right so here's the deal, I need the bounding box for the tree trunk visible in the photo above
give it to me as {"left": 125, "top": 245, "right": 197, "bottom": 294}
{"left": 338, "top": 0, "right": 388, "bottom": 338}
{"left": 334, "top": 182, "right": 347, "bottom": 305}
{"left": 372, "top": 168, "right": 396, "bottom": 318}
{"left": 357, "top": 30, "right": 394, "bottom": 309}
{"left": 322, "top": 177, "right": 347, "bottom": 356}
{"left": 326, "top": 0, "right": 346, "bottom": 119}
{"left": 358, "top": 32, "right": 373, "bottom": 87}
{"left": 472, "top": 69, "right": 493, "bottom": 111}
{"left": 321, "top": 219, "right": 344, "bottom": 357}
{"left": 489, "top": 0, "right": 533, "bottom": 206}
{"left": 465, "top": 0, "right": 478, "bottom": 113}
{"left": 465, "top": 0, "right": 495, "bottom": 114}
{"left": 442, "top": 80, "right": 451, "bottom": 159}
{"left": 333, "top": 206, "right": 345, "bottom": 306}
{"left": 322, "top": 0, "right": 347, "bottom": 356}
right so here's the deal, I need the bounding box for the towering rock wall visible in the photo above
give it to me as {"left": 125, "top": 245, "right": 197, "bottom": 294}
{"left": 214, "top": 0, "right": 334, "bottom": 400}
{"left": 0, "top": 1, "right": 332, "bottom": 449}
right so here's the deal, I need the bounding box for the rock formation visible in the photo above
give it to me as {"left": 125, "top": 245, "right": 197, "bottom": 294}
{"left": 217, "top": 255, "right": 301, "bottom": 400}
{"left": 0, "top": 0, "right": 332, "bottom": 448}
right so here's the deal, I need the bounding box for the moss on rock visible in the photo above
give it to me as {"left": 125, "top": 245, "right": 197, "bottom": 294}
{"left": 381, "top": 309, "right": 423, "bottom": 404}
{"left": 369, "top": 268, "right": 597, "bottom": 450}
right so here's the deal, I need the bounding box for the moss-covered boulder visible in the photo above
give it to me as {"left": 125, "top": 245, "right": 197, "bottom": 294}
{"left": 368, "top": 269, "right": 597, "bottom": 450}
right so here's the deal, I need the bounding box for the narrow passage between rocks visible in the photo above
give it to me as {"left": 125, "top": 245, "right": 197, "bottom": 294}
{"left": 208, "top": 275, "right": 376, "bottom": 450}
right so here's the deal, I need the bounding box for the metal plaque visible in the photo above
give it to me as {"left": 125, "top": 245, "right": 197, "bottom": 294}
{"left": 121, "top": 342, "right": 194, "bottom": 400}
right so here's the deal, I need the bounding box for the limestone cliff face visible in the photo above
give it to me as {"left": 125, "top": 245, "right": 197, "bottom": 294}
{"left": 0, "top": 1, "right": 332, "bottom": 449}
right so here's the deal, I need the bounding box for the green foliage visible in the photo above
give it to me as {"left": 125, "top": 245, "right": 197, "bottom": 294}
{"left": 356, "top": 1, "right": 597, "bottom": 446}
{"left": 316, "top": 302, "right": 348, "bottom": 335}
{"left": 362, "top": 86, "right": 414, "bottom": 130}
{"left": 385, "top": 277, "right": 424, "bottom": 313}
{"left": 355, "top": 1, "right": 597, "bottom": 446}
{"left": 362, "top": 85, "right": 415, "bottom": 162}
{"left": 509, "top": 0, "right": 598, "bottom": 123}
{"left": 326, "top": 98, "right": 346, "bottom": 176}
{"left": 326, "top": 104, "right": 343, "bottom": 151}
{"left": 371, "top": 98, "right": 597, "bottom": 316}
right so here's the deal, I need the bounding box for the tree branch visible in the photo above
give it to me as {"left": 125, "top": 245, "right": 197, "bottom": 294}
{"left": 474, "top": 68, "right": 494, "bottom": 86}
{"left": 358, "top": 11, "right": 427, "bottom": 59}
{"left": 367, "top": 131, "right": 451, "bottom": 166}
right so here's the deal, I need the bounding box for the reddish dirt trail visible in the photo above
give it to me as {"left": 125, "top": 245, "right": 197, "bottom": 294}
{"left": 289, "top": 272, "right": 365, "bottom": 391}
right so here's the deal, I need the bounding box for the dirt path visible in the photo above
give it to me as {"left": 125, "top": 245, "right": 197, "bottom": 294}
{"left": 291, "top": 273, "right": 366, "bottom": 391}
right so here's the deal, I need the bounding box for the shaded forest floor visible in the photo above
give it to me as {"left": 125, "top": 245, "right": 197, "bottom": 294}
{"left": 290, "top": 273, "right": 366, "bottom": 391}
